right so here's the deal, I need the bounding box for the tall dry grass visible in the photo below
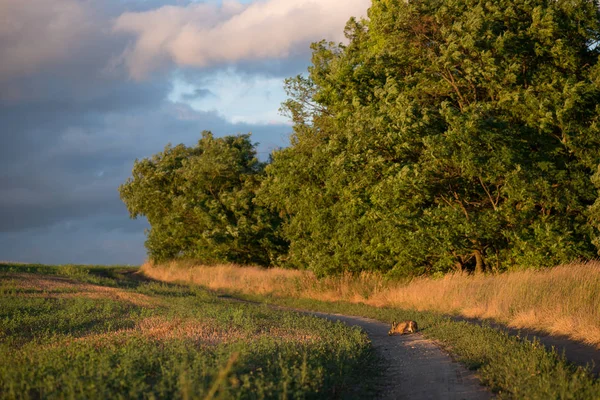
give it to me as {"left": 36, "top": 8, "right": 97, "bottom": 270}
{"left": 141, "top": 260, "right": 600, "bottom": 348}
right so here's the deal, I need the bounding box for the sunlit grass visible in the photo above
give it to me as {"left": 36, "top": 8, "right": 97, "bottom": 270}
{"left": 142, "top": 261, "right": 600, "bottom": 398}
{"left": 0, "top": 263, "right": 374, "bottom": 399}
{"left": 141, "top": 261, "right": 600, "bottom": 348}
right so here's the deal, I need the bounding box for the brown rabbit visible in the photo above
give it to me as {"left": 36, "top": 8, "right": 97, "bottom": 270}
{"left": 388, "top": 320, "right": 418, "bottom": 335}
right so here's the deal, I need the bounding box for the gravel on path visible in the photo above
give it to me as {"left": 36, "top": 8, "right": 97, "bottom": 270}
{"left": 311, "top": 311, "right": 493, "bottom": 400}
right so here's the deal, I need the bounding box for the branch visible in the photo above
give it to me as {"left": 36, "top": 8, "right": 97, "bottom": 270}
{"left": 441, "top": 68, "right": 467, "bottom": 111}
{"left": 478, "top": 176, "right": 498, "bottom": 211}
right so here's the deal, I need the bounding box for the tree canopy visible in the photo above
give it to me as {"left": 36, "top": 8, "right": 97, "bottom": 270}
{"left": 121, "top": 0, "right": 600, "bottom": 276}
{"left": 119, "top": 132, "right": 287, "bottom": 266}
{"left": 259, "top": 0, "right": 600, "bottom": 276}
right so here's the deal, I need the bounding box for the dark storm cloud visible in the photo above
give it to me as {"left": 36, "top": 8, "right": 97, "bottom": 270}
{"left": 0, "top": 80, "right": 168, "bottom": 165}
{"left": 0, "top": 93, "right": 291, "bottom": 263}
{"left": 0, "top": 0, "right": 294, "bottom": 264}
{"left": 0, "top": 192, "right": 123, "bottom": 233}
{"left": 0, "top": 221, "right": 148, "bottom": 265}
{"left": 0, "top": 72, "right": 291, "bottom": 260}
{"left": 0, "top": 98, "right": 290, "bottom": 232}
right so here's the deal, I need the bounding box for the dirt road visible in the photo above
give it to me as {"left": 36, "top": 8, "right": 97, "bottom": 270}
{"left": 311, "top": 311, "right": 492, "bottom": 400}
{"left": 217, "top": 294, "right": 493, "bottom": 399}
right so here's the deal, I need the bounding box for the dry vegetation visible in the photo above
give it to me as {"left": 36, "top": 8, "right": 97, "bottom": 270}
{"left": 46, "top": 316, "right": 320, "bottom": 350}
{"left": 142, "top": 260, "right": 600, "bottom": 348}
{"left": 2, "top": 273, "right": 156, "bottom": 307}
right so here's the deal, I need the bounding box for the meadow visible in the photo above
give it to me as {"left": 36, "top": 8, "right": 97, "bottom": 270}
{"left": 141, "top": 261, "right": 600, "bottom": 349}
{"left": 142, "top": 261, "right": 600, "bottom": 399}
{"left": 0, "top": 263, "right": 374, "bottom": 399}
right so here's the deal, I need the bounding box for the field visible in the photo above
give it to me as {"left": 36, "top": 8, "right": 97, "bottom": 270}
{"left": 142, "top": 261, "right": 600, "bottom": 399}
{"left": 0, "top": 263, "right": 373, "bottom": 399}
{"left": 141, "top": 261, "right": 600, "bottom": 348}
{"left": 5, "top": 261, "right": 600, "bottom": 399}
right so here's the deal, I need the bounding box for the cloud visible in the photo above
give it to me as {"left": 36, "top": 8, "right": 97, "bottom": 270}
{"left": 0, "top": 0, "right": 306, "bottom": 264}
{"left": 0, "top": 98, "right": 290, "bottom": 232}
{"left": 0, "top": 94, "right": 290, "bottom": 265}
{"left": 0, "top": 221, "right": 148, "bottom": 265}
{"left": 0, "top": 0, "right": 96, "bottom": 82}
{"left": 169, "top": 68, "right": 293, "bottom": 124}
{"left": 113, "top": 0, "right": 370, "bottom": 79}
{"left": 182, "top": 88, "right": 215, "bottom": 100}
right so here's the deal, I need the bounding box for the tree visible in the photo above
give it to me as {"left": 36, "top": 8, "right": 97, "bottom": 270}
{"left": 120, "top": 131, "right": 287, "bottom": 265}
{"left": 260, "top": 0, "right": 600, "bottom": 276}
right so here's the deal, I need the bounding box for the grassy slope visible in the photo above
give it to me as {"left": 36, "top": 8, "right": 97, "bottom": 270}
{"left": 141, "top": 262, "right": 600, "bottom": 399}
{"left": 0, "top": 263, "right": 375, "bottom": 399}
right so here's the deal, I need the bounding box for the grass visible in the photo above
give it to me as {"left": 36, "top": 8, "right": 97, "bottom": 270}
{"left": 255, "top": 297, "right": 600, "bottom": 399}
{"left": 0, "top": 263, "right": 375, "bottom": 399}
{"left": 140, "top": 261, "right": 600, "bottom": 348}
{"left": 141, "top": 261, "right": 600, "bottom": 399}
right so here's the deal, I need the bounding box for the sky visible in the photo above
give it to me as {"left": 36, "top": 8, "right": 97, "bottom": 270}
{"left": 0, "top": 0, "right": 371, "bottom": 265}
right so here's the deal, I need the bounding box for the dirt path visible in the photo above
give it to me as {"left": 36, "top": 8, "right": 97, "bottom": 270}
{"left": 216, "top": 295, "right": 493, "bottom": 399}
{"left": 309, "top": 311, "right": 492, "bottom": 399}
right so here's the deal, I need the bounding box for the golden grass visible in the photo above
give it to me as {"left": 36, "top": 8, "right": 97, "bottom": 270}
{"left": 135, "top": 317, "right": 319, "bottom": 344}
{"left": 6, "top": 273, "right": 321, "bottom": 347}
{"left": 40, "top": 317, "right": 242, "bottom": 350}
{"left": 45, "top": 315, "right": 320, "bottom": 350}
{"left": 3, "top": 273, "right": 156, "bottom": 307}
{"left": 141, "top": 260, "right": 600, "bottom": 349}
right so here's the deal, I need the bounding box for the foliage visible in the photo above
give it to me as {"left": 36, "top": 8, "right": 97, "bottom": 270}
{"left": 0, "top": 265, "right": 374, "bottom": 399}
{"left": 260, "top": 0, "right": 600, "bottom": 276}
{"left": 119, "top": 131, "right": 287, "bottom": 266}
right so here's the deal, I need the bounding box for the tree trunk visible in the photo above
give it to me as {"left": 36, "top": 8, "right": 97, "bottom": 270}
{"left": 452, "top": 252, "right": 464, "bottom": 272}
{"left": 474, "top": 249, "right": 485, "bottom": 274}
{"left": 454, "top": 261, "right": 464, "bottom": 273}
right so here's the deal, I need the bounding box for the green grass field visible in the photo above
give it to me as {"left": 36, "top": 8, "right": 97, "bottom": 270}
{"left": 0, "top": 264, "right": 374, "bottom": 399}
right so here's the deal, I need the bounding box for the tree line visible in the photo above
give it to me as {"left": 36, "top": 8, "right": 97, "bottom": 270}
{"left": 120, "top": 0, "right": 600, "bottom": 276}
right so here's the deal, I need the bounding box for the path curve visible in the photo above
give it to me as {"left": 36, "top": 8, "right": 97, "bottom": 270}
{"left": 309, "top": 311, "right": 492, "bottom": 400}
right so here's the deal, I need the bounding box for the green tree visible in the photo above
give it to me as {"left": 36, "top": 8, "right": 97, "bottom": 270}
{"left": 260, "top": 0, "right": 600, "bottom": 276}
{"left": 120, "top": 132, "right": 287, "bottom": 265}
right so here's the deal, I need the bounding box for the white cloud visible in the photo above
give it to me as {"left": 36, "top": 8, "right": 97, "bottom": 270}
{"left": 113, "top": 0, "right": 370, "bottom": 80}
